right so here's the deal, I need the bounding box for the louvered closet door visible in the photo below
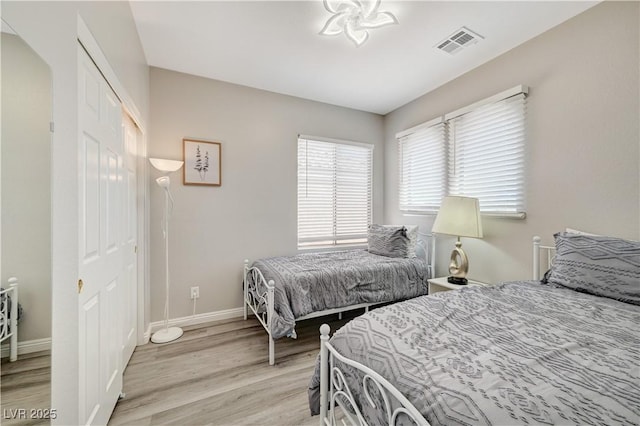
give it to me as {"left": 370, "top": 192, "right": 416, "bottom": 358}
{"left": 78, "top": 44, "right": 124, "bottom": 425}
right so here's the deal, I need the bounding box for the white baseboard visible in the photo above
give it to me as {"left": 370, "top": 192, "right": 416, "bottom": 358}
{"left": 1, "top": 337, "right": 51, "bottom": 358}
{"left": 149, "top": 307, "right": 245, "bottom": 334}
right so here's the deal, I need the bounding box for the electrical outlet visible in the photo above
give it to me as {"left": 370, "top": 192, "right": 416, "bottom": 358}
{"left": 190, "top": 286, "right": 200, "bottom": 299}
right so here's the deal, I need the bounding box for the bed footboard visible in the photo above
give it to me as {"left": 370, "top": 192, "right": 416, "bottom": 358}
{"left": 243, "top": 260, "right": 276, "bottom": 365}
{"left": 319, "top": 325, "right": 429, "bottom": 426}
{"left": 1, "top": 277, "right": 19, "bottom": 362}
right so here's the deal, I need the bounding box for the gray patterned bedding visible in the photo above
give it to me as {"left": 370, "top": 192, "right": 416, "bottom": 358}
{"left": 249, "top": 249, "right": 429, "bottom": 339}
{"left": 308, "top": 280, "right": 640, "bottom": 425}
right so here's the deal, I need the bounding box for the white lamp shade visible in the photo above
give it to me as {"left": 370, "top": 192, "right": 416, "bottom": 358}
{"left": 149, "top": 158, "right": 183, "bottom": 173}
{"left": 432, "top": 196, "right": 483, "bottom": 239}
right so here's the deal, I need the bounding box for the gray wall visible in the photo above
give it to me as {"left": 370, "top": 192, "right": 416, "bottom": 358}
{"left": 149, "top": 67, "right": 384, "bottom": 321}
{"left": 1, "top": 33, "right": 52, "bottom": 343}
{"left": 2, "top": 2, "right": 149, "bottom": 423}
{"left": 148, "top": 1, "right": 640, "bottom": 320}
{"left": 384, "top": 1, "right": 640, "bottom": 282}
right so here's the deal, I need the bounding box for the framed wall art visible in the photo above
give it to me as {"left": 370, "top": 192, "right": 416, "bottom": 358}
{"left": 183, "top": 138, "right": 222, "bottom": 186}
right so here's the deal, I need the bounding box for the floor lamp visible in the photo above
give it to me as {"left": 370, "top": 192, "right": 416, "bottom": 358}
{"left": 149, "top": 158, "right": 184, "bottom": 344}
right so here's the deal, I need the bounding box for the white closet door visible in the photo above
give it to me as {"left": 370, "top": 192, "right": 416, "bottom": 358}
{"left": 78, "top": 44, "right": 124, "bottom": 425}
{"left": 121, "top": 115, "right": 138, "bottom": 368}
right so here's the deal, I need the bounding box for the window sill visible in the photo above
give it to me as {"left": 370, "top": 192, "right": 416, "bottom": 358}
{"left": 297, "top": 244, "right": 368, "bottom": 253}
{"left": 401, "top": 210, "right": 526, "bottom": 219}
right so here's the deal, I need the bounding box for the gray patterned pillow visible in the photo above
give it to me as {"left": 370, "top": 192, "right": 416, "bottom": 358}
{"left": 382, "top": 225, "right": 418, "bottom": 258}
{"left": 368, "top": 224, "right": 409, "bottom": 258}
{"left": 546, "top": 232, "right": 640, "bottom": 305}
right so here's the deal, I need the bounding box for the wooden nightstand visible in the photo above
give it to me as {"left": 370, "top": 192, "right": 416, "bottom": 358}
{"left": 428, "top": 277, "right": 488, "bottom": 295}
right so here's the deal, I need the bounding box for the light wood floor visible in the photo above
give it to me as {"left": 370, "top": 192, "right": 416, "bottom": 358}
{"left": 108, "top": 312, "right": 357, "bottom": 426}
{"left": 0, "top": 351, "right": 51, "bottom": 426}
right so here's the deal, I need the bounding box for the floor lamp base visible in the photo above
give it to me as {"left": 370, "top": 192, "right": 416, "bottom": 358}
{"left": 151, "top": 326, "right": 183, "bottom": 344}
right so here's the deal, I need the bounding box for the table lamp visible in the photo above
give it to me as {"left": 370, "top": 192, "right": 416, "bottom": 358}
{"left": 432, "top": 196, "right": 483, "bottom": 285}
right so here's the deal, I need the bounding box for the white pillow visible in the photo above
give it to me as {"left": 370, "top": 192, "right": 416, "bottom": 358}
{"left": 565, "top": 227, "right": 599, "bottom": 236}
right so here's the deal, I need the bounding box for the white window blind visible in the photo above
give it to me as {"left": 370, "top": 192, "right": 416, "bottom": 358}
{"left": 448, "top": 93, "right": 526, "bottom": 216}
{"left": 297, "top": 137, "right": 372, "bottom": 249}
{"left": 397, "top": 85, "right": 527, "bottom": 217}
{"left": 398, "top": 120, "right": 446, "bottom": 213}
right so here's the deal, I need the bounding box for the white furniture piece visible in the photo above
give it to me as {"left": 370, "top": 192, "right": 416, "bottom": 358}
{"left": 244, "top": 233, "right": 435, "bottom": 366}
{"left": 533, "top": 235, "right": 556, "bottom": 280}
{"left": 149, "top": 158, "right": 185, "bottom": 344}
{"left": 0, "top": 277, "right": 19, "bottom": 362}
{"left": 427, "top": 276, "right": 487, "bottom": 294}
{"left": 318, "top": 236, "right": 555, "bottom": 426}
{"left": 319, "top": 323, "right": 428, "bottom": 426}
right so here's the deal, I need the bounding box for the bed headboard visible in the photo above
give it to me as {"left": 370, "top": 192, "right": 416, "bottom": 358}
{"left": 417, "top": 232, "right": 436, "bottom": 278}
{"left": 532, "top": 236, "right": 556, "bottom": 281}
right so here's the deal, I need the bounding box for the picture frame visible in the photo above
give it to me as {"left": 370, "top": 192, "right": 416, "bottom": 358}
{"left": 183, "top": 138, "right": 221, "bottom": 186}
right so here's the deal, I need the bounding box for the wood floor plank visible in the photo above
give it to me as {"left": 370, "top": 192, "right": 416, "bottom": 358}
{"left": 0, "top": 351, "right": 51, "bottom": 426}
{"left": 0, "top": 312, "right": 359, "bottom": 426}
{"left": 109, "top": 312, "right": 358, "bottom": 425}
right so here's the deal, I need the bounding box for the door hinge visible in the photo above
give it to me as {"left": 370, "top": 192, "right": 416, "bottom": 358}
{"left": 134, "top": 245, "right": 138, "bottom": 254}
{"left": 78, "top": 279, "right": 84, "bottom": 294}
{"left": 50, "top": 122, "right": 55, "bottom": 133}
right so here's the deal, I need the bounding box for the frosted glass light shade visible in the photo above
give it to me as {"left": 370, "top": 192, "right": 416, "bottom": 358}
{"left": 319, "top": 0, "right": 398, "bottom": 47}
{"left": 149, "top": 158, "right": 183, "bottom": 173}
{"left": 432, "top": 196, "right": 483, "bottom": 239}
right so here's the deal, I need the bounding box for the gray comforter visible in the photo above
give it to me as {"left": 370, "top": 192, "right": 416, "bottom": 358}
{"left": 309, "top": 281, "right": 640, "bottom": 425}
{"left": 249, "top": 249, "right": 429, "bottom": 339}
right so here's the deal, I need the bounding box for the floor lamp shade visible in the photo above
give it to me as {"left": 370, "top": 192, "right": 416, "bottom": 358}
{"left": 149, "top": 158, "right": 183, "bottom": 173}
{"left": 149, "top": 158, "right": 184, "bottom": 344}
{"left": 432, "top": 196, "right": 483, "bottom": 284}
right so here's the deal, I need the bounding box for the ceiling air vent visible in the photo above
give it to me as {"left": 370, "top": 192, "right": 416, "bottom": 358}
{"left": 436, "top": 27, "right": 483, "bottom": 55}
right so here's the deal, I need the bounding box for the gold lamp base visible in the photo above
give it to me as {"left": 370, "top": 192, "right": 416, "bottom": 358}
{"left": 448, "top": 239, "right": 469, "bottom": 285}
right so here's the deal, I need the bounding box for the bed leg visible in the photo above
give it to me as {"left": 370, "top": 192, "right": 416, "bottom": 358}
{"left": 243, "top": 259, "right": 249, "bottom": 320}
{"left": 319, "top": 324, "right": 330, "bottom": 425}
{"left": 337, "top": 312, "right": 342, "bottom": 320}
{"left": 269, "top": 335, "right": 275, "bottom": 366}
{"left": 365, "top": 305, "right": 369, "bottom": 313}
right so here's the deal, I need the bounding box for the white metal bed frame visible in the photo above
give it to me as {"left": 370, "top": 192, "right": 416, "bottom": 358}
{"left": 318, "top": 236, "right": 556, "bottom": 426}
{"left": 532, "top": 235, "right": 556, "bottom": 280}
{"left": 1, "top": 277, "right": 19, "bottom": 362}
{"left": 243, "top": 233, "right": 436, "bottom": 366}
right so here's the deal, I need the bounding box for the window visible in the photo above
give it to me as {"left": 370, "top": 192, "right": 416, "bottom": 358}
{"left": 297, "top": 136, "right": 373, "bottom": 249}
{"left": 398, "top": 118, "right": 446, "bottom": 212}
{"left": 398, "top": 85, "right": 527, "bottom": 217}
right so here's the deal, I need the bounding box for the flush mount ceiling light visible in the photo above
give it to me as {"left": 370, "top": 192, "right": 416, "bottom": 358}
{"left": 319, "top": 0, "right": 398, "bottom": 47}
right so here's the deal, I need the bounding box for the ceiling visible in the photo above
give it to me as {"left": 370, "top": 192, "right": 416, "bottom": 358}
{"left": 130, "top": 1, "right": 598, "bottom": 115}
